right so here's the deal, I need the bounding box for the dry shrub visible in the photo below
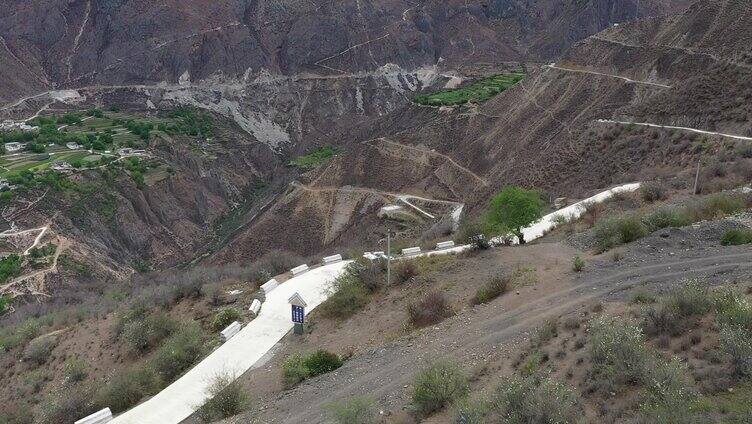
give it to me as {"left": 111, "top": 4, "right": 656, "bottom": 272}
{"left": 196, "top": 372, "right": 250, "bottom": 422}
{"left": 395, "top": 261, "right": 418, "bottom": 284}
{"left": 641, "top": 181, "right": 667, "bottom": 203}
{"left": 324, "top": 396, "right": 379, "bottom": 424}
{"left": 471, "top": 276, "right": 509, "bottom": 305}
{"left": 408, "top": 292, "right": 453, "bottom": 328}
{"left": 412, "top": 360, "right": 468, "bottom": 415}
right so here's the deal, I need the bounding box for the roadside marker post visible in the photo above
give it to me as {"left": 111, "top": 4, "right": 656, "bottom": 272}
{"left": 288, "top": 292, "right": 308, "bottom": 335}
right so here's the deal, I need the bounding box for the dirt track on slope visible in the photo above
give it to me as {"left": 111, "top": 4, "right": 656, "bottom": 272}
{"left": 225, "top": 221, "right": 752, "bottom": 424}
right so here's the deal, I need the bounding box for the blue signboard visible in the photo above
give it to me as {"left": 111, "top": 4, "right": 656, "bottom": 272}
{"left": 292, "top": 305, "right": 305, "bottom": 323}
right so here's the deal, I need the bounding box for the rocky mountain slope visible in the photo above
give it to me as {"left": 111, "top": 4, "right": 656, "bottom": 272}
{"left": 2, "top": 0, "right": 740, "bottom": 301}
{"left": 1, "top": 0, "right": 690, "bottom": 97}
{"left": 209, "top": 0, "right": 752, "bottom": 263}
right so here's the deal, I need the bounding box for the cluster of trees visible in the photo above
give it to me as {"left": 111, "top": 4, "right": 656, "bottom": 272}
{"left": 2, "top": 112, "right": 116, "bottom": 155}
{"left": 123, "top": 120, "right": 154, "bottom": 141}
{"left": 159, "top": 107, "right": 214, "bottom": 138}
{"left": 462, "top": 186, "right": 545, "bottom": 245}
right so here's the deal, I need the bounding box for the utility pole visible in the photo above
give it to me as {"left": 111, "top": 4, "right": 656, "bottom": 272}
{"left": 386, "top": 229, "right": 391, "bottom": 285}
{"left": 693, "top": 158, "right": 702, "bottom": 195}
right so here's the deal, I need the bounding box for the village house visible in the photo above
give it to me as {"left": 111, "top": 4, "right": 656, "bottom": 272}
{"left": 4, "top": 142, "right": 26, "bottom": 153}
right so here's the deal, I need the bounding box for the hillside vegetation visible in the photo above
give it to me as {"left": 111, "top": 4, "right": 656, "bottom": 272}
{"left": 413, "top": 73, "right": 524, "bottom": 106}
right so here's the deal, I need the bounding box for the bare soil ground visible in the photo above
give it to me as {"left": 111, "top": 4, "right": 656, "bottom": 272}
{"left": 219, "top": 214, "right": 752, "bottom": 424}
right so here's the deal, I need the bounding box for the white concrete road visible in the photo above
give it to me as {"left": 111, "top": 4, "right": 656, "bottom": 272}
{"left": 110, "top": 260, "right": 351, "bottom": 424}
{"left": 106, "top": 182, "right": 642, "bottom": 424}
{"left": 597, "top": 119, "right": 752, "bottom": 142}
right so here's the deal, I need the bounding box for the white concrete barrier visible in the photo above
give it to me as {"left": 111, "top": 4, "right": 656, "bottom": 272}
{"left": 436, "top": 241, "right": 455, "bottom": 250}
{"left": 75, "top": 408, "right": 113, "bottom": 424}
{"left": 290, "top": 264, "right": 309, "bottom": 275}
{"left": 402, "top": 247, "right": 421, "bottom": 256}
{"left": 248, "top": 299, "right": 261, "bottom": 316}
{"left": 260, "top": 278, "right": 279, "bottom": 294}
{"left": 220, "top": 321, "right": 242, "bottom": 342}
{"left": 323, "top": 254, "right": 343, "bottom": 264}
{"left": 372, "top": 251, "right": 386, "bottom": 258}
{"left": 363, "top": 252, "right": 377, "bottom": 260}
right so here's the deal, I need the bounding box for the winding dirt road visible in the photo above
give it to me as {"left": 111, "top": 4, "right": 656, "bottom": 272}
{"left": 250, "top": 238, "right": 752, "bottom": 423}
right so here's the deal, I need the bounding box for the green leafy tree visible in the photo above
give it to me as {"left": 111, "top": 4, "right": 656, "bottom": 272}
{"left": 486, "top": 186, "right": 544, "bottom": 244}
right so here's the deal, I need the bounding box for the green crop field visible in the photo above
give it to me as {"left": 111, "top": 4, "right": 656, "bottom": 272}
{"left": 413, "top": 73, "right": 525, "bottom": 106}
{"left": 288, "top": 146, "right": 338, "bottom": 170}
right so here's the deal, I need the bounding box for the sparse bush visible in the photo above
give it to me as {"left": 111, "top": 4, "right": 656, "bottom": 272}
{"left": 122, "top": 311, "right": 178, "bottom": 354}
{"left": 151, "top": 322, "right": 203, "bottom": 382}
{"left": 282, "top": 354, "right": 308, "bottom": 388}
{"left": 303, "top": 349, "right": 343, "bottom": 376}
{"left": 588, "top": 316, "right": 650, "bottom": 387}
{"left": 720, "top": 326, "right": 752, "bottom": 377}
{"left": 533, "top": 318, "right": 558, "bottom": 346}
{"left": 670, "top": 280, "right": 712, "bottom": 317}
{"left": 518, "top": 351, "right": 544, "bottom": 376}
{"left": 98, "top": 366, "right": 162, "bottom": 413}
{"left": 211, "top": 308, "right": 241, "bottom": 331}
{"left": 395, "top": 260, "right": 419, "bottom": 284}
{"left": 582, "top": 200, "right": 603, "bottom": 228}
{"left": 456, "top": 220, "right": 493, "bottom": 250}
{"left": 62, "top": 356, "right": 88, "bottom": 384}
{"left": 640, "top": 357, "right": 696, "bottom": 423}
{"left": 324, "top": 396, "right": 379, "bottom": 424}
{"left": 319, "top": 272, "right": 369, "bottom": 319}
{"left": 23, "top": 337, "right": 56, "bottom": 366}
{"left": 348, "top": 259, "right": 385, "bottom": 292}
{"left": 0, "top": 401, "right": 33, "bottom": 424}
{"left": 201, "top": 282, "right": 224, "bottom": 306}
{"left": 643, "top": 280, "right": 710, "bottom": 336}
{"left": 735, "top": 142, "right": 752, "bottom": 158}
{"left": 475, "top": 374, "right": 580, "bottom": 423}
{"left": 38, "top": 384, "right": 100, "bottom": 424}
{"left": 685, "top": 192, "right": 747, "bottom": 222}
{"left": 594, "top": 214, "right": 648, "bottom": 251}
{"left": 196, "top": 372, "right": 250, "bottom": 422}
{"left": 721, "top": 228, "right": 752, "bottom": 246}
{"left": 641, "top": 181, "right": 667, "bottom": 203}
{"left": 282, "top": 349, "right": 343, "bottom": 388}
{"left": 631, "top": 292, "right": 657, "bottom": 305}
{"left": 714, "top": 290, "right": 752, "bottom": 331}
{"left": 408, "top": 292, "right": 453, "bottom": 328}
{"left": 572, "top": 256, "right": 585, "bottom": 272}
{"left": 412, "top": 360, "right": 468, "bottom": 415}
{"left": 471, "top": 276, "right": 510, "bottom": 305}
{"left": 642, "top": 208, "right": 691, "bottom": 232}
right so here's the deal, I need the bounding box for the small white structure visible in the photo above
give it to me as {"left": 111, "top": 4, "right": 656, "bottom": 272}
{"left": 260, "top": 278, "right": 279, "bottom": 294}
{"left": 50, "top": 160, "right": 72, "bottom": 171}
{"left": 118, "top": 147, "right": 133, "bottom": 156}
{"left": 290, "top": 264, "right": 309, "bottom": 276}
{"left": 436, "top": 241, "right": 455, "bottom": 250}
{"left": 0, "top": 120, "right": 35, "bottom": 131}
{"left": 4, "top": 142, "right": 25, "bottom": 152}
{"left": 248, "top": 299, "right": 261, "bottom": 316}
{"left": 220, "top": 321, "right": 242, "bottom": 342}
{"left": 226, "top": 289, "right": 243, "bottom": 296}
{"left": 402, "top": 247, "right": 421, "bottom": 256}
{"left": 66, "top": 142, "right": 80, "bottom": 150}
{"left": 323, "top": 254, "right": 343, "bottom": 264}
{"left": 74, "top": 407, "right": 113, "bottom": 424}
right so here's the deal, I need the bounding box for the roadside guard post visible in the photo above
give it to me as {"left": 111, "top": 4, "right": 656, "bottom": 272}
{"left": 289, "top": 292, "right": 308, "bottom": 335}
